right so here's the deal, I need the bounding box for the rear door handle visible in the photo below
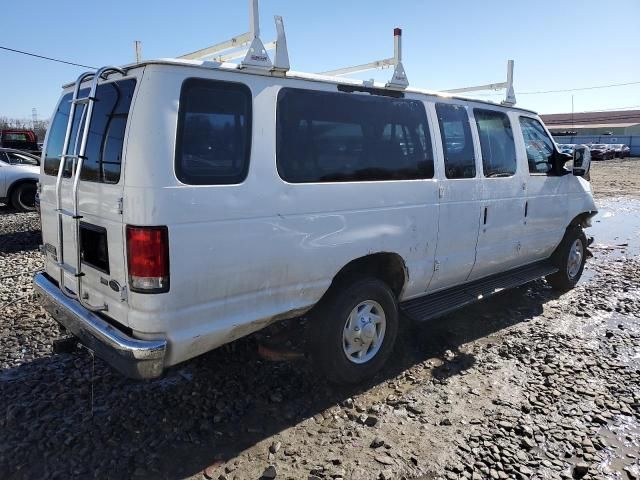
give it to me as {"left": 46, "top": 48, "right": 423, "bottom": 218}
{"left": 483, "top": 207, "right": 488, "bottom": 225}
{"left": 524, "top": 201, "right": 528, "bottom": 217}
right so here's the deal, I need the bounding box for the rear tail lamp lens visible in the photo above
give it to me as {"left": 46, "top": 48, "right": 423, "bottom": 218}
{"left": 126, "top": 225, "right": 169, "bottom": 293}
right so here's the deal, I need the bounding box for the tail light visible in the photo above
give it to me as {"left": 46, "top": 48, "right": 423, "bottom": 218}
{"left": 126, "top": 226, "right": 170, "bottom": 293}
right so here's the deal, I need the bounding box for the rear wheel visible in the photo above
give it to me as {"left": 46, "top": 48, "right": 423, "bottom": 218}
{"left": 308, "top": 277, "right": 399, "bottom": 384}
{"left": 10, "top": 183, "right": 36, "bottom": 212}
{"left": 546, "top": 226, "right": 587, "bottom": 292}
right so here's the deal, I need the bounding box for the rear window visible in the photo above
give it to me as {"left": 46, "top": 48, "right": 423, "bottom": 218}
{"left": 175, "top": 79, "right": 252, "bottom": 185}
{"left": 276, "top": 88, "right": 434, "bottom": 183}
{"left": 44, "top": 79, "right": 136, "bottom": 183}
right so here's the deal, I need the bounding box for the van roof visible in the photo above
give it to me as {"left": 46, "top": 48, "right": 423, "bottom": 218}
{"left": 63, "top": 58, "right": 538, "bottom": 116}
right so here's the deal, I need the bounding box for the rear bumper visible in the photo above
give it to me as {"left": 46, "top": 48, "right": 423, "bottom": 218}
{"left": 33, "top": 272, "right": 166, "bottom": 379}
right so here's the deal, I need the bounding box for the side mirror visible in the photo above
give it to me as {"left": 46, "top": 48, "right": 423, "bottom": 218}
{"left": 572, "top": 146, "right": 591, "bottom": 177}
{"left": 551, "top": 150, "right": 573, "bottom": 175}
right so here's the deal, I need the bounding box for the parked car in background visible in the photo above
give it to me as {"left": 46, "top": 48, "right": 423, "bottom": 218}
{"left": 0, "top": 147, "right": 40, "bottom": 211}
{"left": 0, "top": 129, "right": 40, "bottom": 155}
{"left": 558, "top": 144, "right": 575, "bottom": 155}
{"left": 589, "top": 144, "right": 613, "bottom": 161}
{"left": 621, "top": 145, "right": 630, "bottom": 158}
{"left": 610, "top": 144, "right": 621, "bottom": 158}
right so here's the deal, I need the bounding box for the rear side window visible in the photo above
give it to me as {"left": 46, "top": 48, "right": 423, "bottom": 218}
{"left": 175, "top": 79, "right": 252, "bottom": 185}
{"left": 519, "top": 116, "right": 554, "bottom": 174}
{"left": 474, "top": 109, "right": 517, "bottom": 177}
{"left": 277, "top": 88, "right": 434, "bottom": 182}
{"left": 44, "top": 79, "right": 136, "bottom": 183}
{"left": 435, "top": 103, "right": 476, "bottom": 179}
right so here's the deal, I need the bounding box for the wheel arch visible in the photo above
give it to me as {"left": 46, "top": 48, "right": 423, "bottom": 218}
{"left": 7, "top": 178, "right": 38, "bottom": 201}
{"left": 326, "top": 252, "right": 408, "bottom": 300}
{"left": 568, "top": 210, "right": 597, "bottom": 229}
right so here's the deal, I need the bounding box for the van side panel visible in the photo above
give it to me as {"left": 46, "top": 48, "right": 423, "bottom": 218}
{"left": 124, "top": 66, "right": 439, "bottom": 365}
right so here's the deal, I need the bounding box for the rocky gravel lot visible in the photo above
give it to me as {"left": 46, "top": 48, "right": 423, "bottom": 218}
{"left": 1, "top": 159, "right": 639, "bottom": 480}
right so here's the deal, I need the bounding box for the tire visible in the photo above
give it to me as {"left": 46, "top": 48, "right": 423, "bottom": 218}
{"left": 10, "top": 183, "right": 37, "bottom": 212}
{"left": 546, "top": 226, "right": 587, "bottom": 292}
{"left": 308, "top": 276, "right": 399, "bottom": 384}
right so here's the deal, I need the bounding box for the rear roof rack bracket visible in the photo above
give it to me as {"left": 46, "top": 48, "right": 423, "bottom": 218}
{"left": 320, "top": 27, "right": 409, "bottom": 90}
{"left": 240, "top": 0, "right": 273, "bottom": 69}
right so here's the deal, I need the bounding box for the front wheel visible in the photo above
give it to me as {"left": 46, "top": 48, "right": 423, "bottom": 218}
{"left": 308, "top": 277, "right": 399, "bottom": 384}
{"left": 10, "top": 183, "right": 37, "bottom": 212}
{"left": 546, "top": 227, "right": 587, "bottom": 292}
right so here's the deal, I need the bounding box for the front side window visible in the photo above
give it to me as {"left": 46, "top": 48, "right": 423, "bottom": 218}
{"left": 435, "top": 103, "right": 476, "bottom": 179}
{"left": 277, "top": 88, "right": 434, "bottom": 182}
{"left": 519, "top": 117, "right": 555, "bottom": 174}
{"left": 44, "top": 78, "right": 136, "bottom": 183}
{"left": 175, "top": 79, "right": 252, "bottom": 185}
{"left": 474, "top": 109, "right": 517, "bottom": 177}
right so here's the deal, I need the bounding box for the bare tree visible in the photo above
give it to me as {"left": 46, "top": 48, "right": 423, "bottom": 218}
{"left": 0, "top": 116, "right": 50, "bottom": 143}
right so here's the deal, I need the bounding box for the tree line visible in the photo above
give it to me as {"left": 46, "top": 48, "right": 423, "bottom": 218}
{"left": 0, "top": 117, "right": 49, "bottom": 143}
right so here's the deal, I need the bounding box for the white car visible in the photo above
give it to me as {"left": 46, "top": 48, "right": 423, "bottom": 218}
{"left": 33, "top": 25, "right": 597, "bottom": 385}
{"left": 558, "top": 144, "right": 575, "bottom": 155}
{"left": 0, "top": 148, "right": 40, "bottom": 211}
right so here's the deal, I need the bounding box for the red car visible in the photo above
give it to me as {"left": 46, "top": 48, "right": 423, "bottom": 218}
{"left": 0, "top": 129, "right": 39, "bottom": 155}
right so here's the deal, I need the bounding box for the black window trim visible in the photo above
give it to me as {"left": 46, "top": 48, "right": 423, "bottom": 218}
{"left": 518, "top": 114, "right": 557, "bottom": 176}
{"left": 275, "top": 86, "right": 435, "bottom": 184}
{"left": 473, "top": 107, "right": 518, "bottom": 179}
{"left": 174, "top": 77, "right": 253, "bottom": 186}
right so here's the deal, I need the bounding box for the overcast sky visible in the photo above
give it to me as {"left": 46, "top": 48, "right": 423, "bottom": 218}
{"left": 1, "top": 0, "right": 639, "bottom": 120}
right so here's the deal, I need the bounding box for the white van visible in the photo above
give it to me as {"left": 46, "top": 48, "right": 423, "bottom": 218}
{"left": 34, "top": 21, "right": 596, "bottom": 383}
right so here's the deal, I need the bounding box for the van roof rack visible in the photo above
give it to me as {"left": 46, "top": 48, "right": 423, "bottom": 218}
{"left": 179, "top": 0, "right": 289, "bottom": 73}
{"left": 319, "top": 28, "right": 409, "bottom": 90}
{"left": 443, "top": 60, "right": 516, "bottom": 106}
{"left": 174, "top": 1, "right": 516, "bottom": 104}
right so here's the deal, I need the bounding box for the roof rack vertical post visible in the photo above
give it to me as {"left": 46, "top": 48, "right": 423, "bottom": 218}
{"left": 241, "top": 0, "right": 273, "bottom": 69}
{"left": 271, "top": 15, "right": 290, "bottom": 74}
{"left": 502, "top": 59, "right": 516, "bottom": 106}
{"left": 386, "top": 28, "right": 409, "bottom": 89}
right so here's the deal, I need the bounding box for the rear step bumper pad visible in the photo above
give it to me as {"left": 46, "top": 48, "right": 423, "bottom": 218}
{"left": 33, "top": 272, "right": 166, "bottom": 380}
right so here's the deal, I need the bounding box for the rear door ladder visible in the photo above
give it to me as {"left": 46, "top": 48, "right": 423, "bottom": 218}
{"left": 54, "top": 66, "right": 126, "bottom": 312}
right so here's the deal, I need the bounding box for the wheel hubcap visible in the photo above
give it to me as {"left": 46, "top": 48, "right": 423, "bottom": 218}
{"left": 342, "top": 300, "right": 386, "bottom": 364}
{"left": 567, "top": 239, "right": 584, "bottom": 279}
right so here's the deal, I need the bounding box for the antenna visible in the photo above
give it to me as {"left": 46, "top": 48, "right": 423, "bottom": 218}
{"left": 178, "top": 0, "right": 289, "bottom": 73}
{"left": 320, "top": 28, "right": 409, "bottom": 90}
{"left": 443, "top": 60, "right": 517, "bottom": 106}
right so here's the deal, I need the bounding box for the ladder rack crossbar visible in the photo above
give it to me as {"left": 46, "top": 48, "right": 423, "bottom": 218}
{"left": 443, "top": 60, "right": 516, "bottom": 106}
{"left": 319, "top": 28, "right": 408, "bottom": 90}
{"left": 179, "top": 32, "right": 253, "bottom": 61}
{"left": 320, "top": 57, "right": 395, "bottom": 77}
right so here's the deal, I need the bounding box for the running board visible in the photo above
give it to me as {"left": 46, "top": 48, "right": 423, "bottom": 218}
{"left": 400, "top": 261, "right": 558, "bottom": 322}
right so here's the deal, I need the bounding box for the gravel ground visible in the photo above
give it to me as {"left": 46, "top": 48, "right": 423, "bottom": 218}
{"left": 1, "top": 159, "right": 639, "bottom": 480}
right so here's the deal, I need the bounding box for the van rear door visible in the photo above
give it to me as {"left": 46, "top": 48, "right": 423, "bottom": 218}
{"left": 40, "top": 73, "right": 138, "bottom": 326}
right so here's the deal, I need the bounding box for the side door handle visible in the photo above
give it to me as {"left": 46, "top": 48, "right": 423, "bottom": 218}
{"left": 524, "top": 201, "right": 528, "bottom": 217}
{"left": 483, "top": 207, "right": 488, "bottom": 225}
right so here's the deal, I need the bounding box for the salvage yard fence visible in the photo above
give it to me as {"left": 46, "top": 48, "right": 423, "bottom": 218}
{"left": 552, "top": 135, "right": 640, "bottom": 157}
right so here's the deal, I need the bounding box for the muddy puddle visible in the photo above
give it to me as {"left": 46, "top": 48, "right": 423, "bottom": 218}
{"left": 590, "top": 197, "right": 640, "bottom": 257}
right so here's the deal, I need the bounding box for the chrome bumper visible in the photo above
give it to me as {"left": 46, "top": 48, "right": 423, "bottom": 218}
{"left": 33, "top": 272, "right": 166, "bottom": 379}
